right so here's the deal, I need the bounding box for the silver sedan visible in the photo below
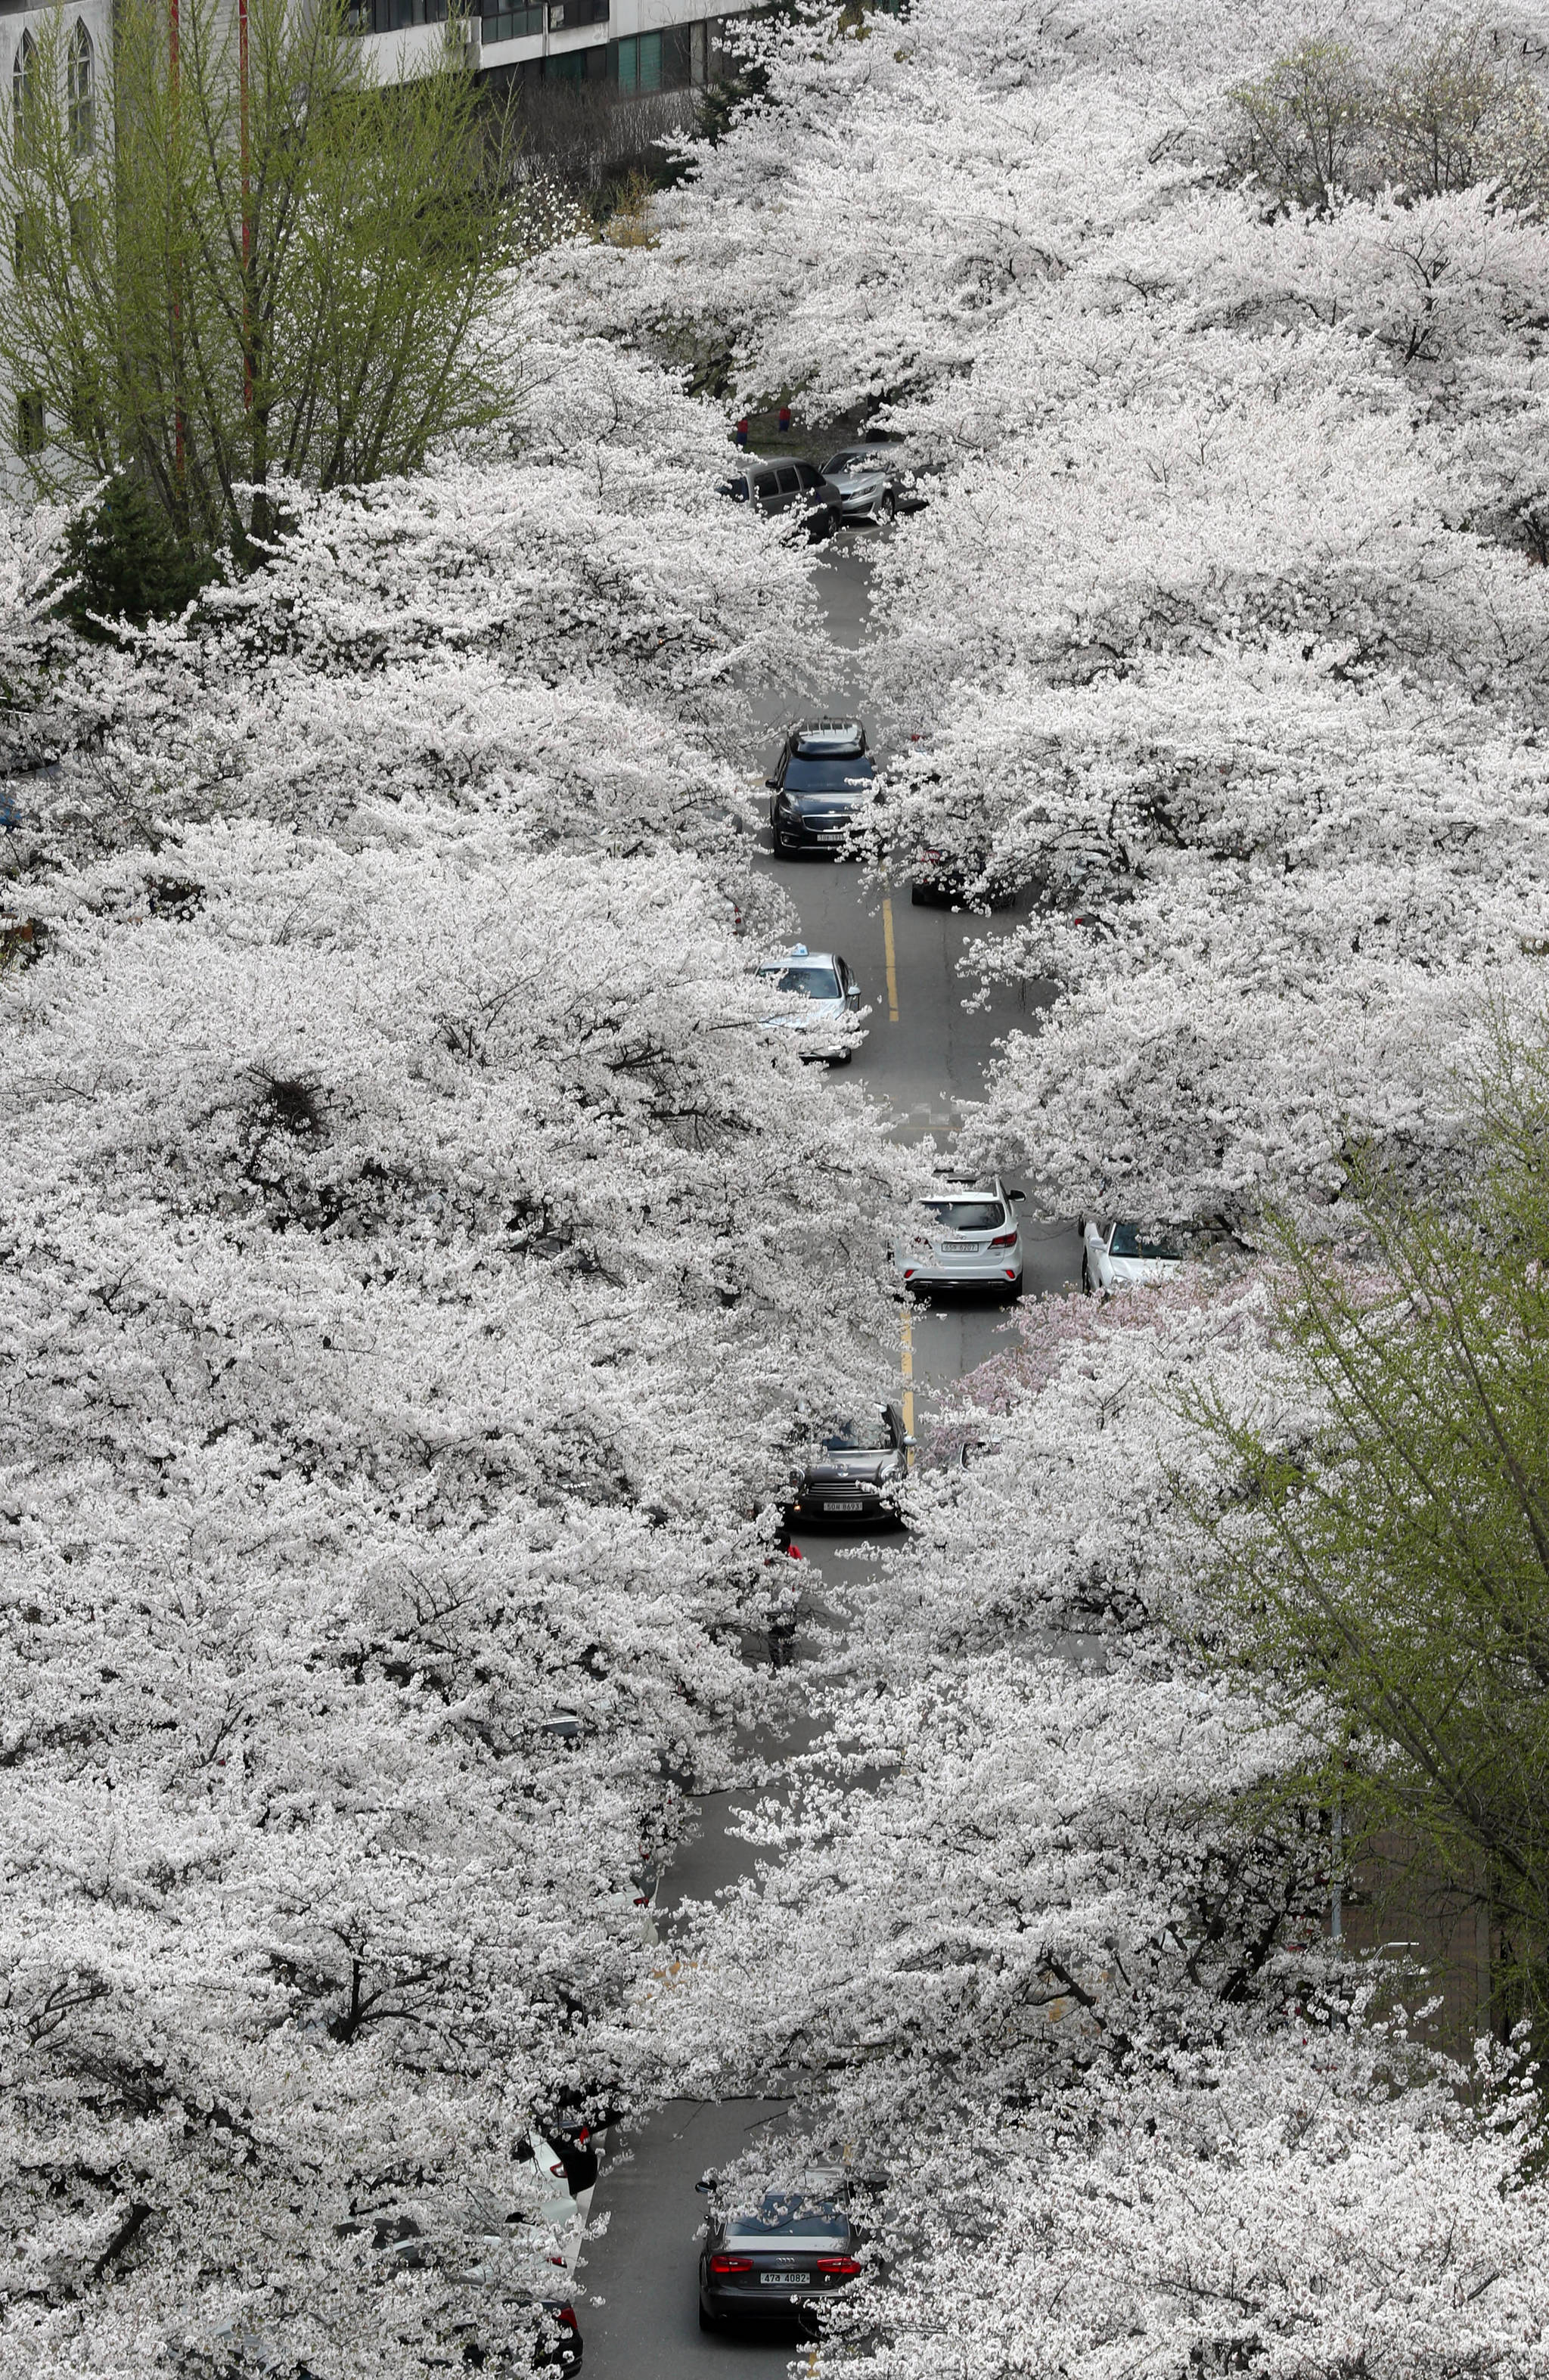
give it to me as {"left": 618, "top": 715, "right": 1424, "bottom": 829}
{"left": 756, "top": 945, "right": 865, "bottom": 1064}
{"left": 820, "top": 445, "right": 928, "bottom": 523}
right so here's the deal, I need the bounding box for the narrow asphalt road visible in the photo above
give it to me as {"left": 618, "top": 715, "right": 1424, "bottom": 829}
{"left": 576, "top": 529, "right": 1080, "bottom": 2376}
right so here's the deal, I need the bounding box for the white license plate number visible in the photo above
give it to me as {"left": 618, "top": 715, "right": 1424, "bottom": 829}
{"left": 941, "top": 1240, "right": 982, "bottom": 1251}
{"left": 760, "top": 2273, "right": 811, "bottom": 2286}
{"left": 824, "top": 1499, "right": 863, "bottom": 1513}
{"left": 815, "top": 830, "right": 845, "bottom": 841}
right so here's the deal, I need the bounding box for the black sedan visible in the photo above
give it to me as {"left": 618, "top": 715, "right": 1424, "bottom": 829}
{"left": 699, "top": 2180, "right": 861, "bottom": 2333}
{"left": 768, "top": 720, "right": 877, "bottom": 858}
{"left": 786, "top": 1404, "right": 911, "bottom": 1531}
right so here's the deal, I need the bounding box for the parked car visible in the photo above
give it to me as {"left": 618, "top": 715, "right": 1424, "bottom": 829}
{"left": 911, "top": 842, "right": 1023, "bottom": 909}
{"left": 756, "top": 942, "right": 865, "bottom": 1063}
{"left": 697, "top": 2172, "right": 861, "bottom": 2333}
{"left": 896, "top": 1178, "right": 1026, "bottom": 1301}
{"left": 1082, "top": 1217, "right": 1187, "bottom": 1294}
{"left": 352, "top": 2213, "right": 583, "bottom": 2372}
{"left": 820, "top": 444, "right": 928, "bottom": 522}
{"left": 785, "top": 1404, "right": 912, "bottom": 1530}
{"left": 768, "top": 720, "right": 877, "bottom": 858}
{"left": 718, "top": 458, "right": 844, "bottom": 539}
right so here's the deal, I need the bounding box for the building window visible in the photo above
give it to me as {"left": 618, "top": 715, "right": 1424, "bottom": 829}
{"left": 345, "top": 0, "right": 449, "bottom": 31}
{"left": 13, "top": 31, "right": 38, "bottom": 164}
{"left": 481, "top": 2, "right": 543, "bottom": 36}
{"left": 547, "top": 0, "right": 607, "bottom": 26}
{"left": 67, "top": 23, "right": 93, "bottom": 154}
{"left": 615, "top": 29, "right": 660, "bottom": 90}
{"left": 16, "top": 389, "right": 45, "bottom": 455}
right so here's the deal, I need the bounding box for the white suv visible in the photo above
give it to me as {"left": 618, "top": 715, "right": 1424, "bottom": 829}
{"left": 896, "top": 1178, "right": 1026, "bottom": 1301}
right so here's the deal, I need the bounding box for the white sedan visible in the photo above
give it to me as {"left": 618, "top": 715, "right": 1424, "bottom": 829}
{"left": 896, "top": 1178, "right": 1026, "bottom": 1300}
{"left": 756, "top": 945, "right": 865, "bottom": 1064}
{"left": 1082, "top": 1217, "right": 1187, "bottom": 1294}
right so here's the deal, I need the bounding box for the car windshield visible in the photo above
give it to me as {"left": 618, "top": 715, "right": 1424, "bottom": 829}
{"left": 725, "top": 2198, "right": 846, "bottom": 2242}
{"left": 759, "top": 963, "right": 840, "bottom": 1000}
{"left": 924, "top": 1199, "right": 1004, "bottom": 1231}
{"left": 784, "top": 756, "right": 874, "bottom": 793}
{"left": 1110, "top": 1224, "right": 1184, "bottom": 1261}
{"left": 821, "top": 1415, "right": 892, "bottom": 1452}
{"left": 824, "top": 450, "right": 891, "bottom": 476}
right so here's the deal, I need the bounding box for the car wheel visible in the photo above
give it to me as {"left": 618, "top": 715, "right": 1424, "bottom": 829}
{"left": 1003, "top": 1272, "right": 1024, "bottom": 1303}
{"left": 911, "top": 883, "right": 928, "bottom": 906}
{"left": 699, "top": 2302, "right": 719, "bottom": 2333}
{"left": 882, "top": 492, "right": 897, "bottom": 520}
{"left": 1081, "top": 1255, "right": 1092, "bottom": 1296}
{"left": 830, "top": 1046, "right": 854, "bottom": 1067}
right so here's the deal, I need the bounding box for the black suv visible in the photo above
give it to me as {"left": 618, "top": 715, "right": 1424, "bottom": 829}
{"left": 768, "top": 721, "right": 877, "bottom": 858}
{"left": 718, "top": 459, "right": 844, "bottom": 540}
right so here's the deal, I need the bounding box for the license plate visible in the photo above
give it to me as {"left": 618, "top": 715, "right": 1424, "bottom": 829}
{"left": 824, "top": 1499, "right": 863, "bottom": 1513}
{"left": 941, "top": 1240, "right": 981, "bottom": 1251}
{"left": 815, "top": 829, "right": 845, "bottom": 842}
{"left": 760, "top": 2272, "right": 811, "bottom": 2286}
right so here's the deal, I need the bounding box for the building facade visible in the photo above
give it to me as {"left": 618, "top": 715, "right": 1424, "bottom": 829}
{"left": 346, "top": 0, "right": 748, "bottom": 98}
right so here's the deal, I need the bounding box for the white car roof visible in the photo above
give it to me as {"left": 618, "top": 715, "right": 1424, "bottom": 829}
{"left": 758, "top": 947, "right": 840, "bottom": 969}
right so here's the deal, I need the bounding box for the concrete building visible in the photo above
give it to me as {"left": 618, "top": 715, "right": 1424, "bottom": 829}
{"left": 346, "top": 0, "right": 748, "bottom": 100}
{"left": 0, "top": 0, "right": 749, "bottom": 123}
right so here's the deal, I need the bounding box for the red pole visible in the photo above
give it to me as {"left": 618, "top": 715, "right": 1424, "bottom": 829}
{"left": 170, "top": 0, "right": 184, "bottom": 483}
{"left": 239, "top": 0, "right": 250, "bottom": 412}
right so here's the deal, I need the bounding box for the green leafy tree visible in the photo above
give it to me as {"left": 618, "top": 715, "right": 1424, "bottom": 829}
{"left": 1183, "top": 1032, "right": 1549, "bottom": 2029}
{"left": 1228, "top": 23, "right": 1549, "bottom": 217}
{"left": 0, "top": 0, "right": 522, "bottom": 564}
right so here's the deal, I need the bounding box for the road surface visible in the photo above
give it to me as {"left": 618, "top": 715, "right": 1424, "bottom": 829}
{"left": 576, "top": 529, "right": 1079, "bottom": 2376}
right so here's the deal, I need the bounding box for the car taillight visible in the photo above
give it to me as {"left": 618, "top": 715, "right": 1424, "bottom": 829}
{"left": 902, "top": 1266, "right": 915, "bottom": 1279}
{"left": 989, "top": 1230, "right": 1017, "bottom": 1247}
{"left": 709, "top": 2254, "right": 753, "bottom": 2276}
{"left": 557, "top": 2308, "right": 579, "bottom": 2332}
{"left": 817, "top": 2255, "right": 861, "bottom": 2276}
{"left": 547, "top": 2251, "right": 566, "bottom": 2267}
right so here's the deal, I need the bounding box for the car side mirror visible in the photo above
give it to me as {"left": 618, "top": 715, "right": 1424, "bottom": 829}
{"left": 695, "top": 2174, "right": 718, "bottom": 2195}
{"left": 847, "top": 986, "right": 861, "bottom": 1007}
{"left": 765, "top": 777, "right": 779, "bottom": 790}
{"left": 1010, "top": 1188, "right": 1026, "bottom": 1202}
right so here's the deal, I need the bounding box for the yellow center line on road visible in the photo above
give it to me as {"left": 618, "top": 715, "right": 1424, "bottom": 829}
{"left": 900, "top": 1305, "right": 914, "bottom": 1440}
{"left": 880, "top": 895, "right": 900, "bottom": 1023}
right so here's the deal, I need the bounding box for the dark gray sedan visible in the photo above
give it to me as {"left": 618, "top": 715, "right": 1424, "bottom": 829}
{"left": 785, "top": 1403, "right": 911, "bottom": 1530}
{"left": 718, "top": 458, "right": 844, "bottom": 538}
{"left": 698, "top": 2180, "right": 861, "bottom": 2332}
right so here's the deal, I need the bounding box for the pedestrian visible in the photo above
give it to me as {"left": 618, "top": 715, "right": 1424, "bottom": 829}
{"left": 778, "top": 402, "right": 791, "bottom": 433}
{"left": 735, "top": 416, "right": 750, "bottom": 449}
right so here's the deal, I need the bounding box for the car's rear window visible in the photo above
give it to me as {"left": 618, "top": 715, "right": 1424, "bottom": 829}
{"left": 759, "top": 963, "right": 840, "bottom": 1000}
{"left": 924, "top": 1199, "right": 1004, "bottom": 1231}
{"left": 1110, "top": 1225, "right": 1183, "bottom": 1260}
{"left": 784, "top": 756, "right": 874, "bottom": 792}
{"left": 725, "top": 2199, "right": 846, "bottom": 2242}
